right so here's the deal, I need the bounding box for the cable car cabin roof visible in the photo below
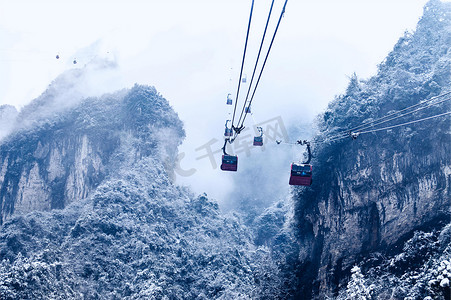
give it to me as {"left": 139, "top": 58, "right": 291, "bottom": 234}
{"left": 221, "top": 155, "right": 238, "bottom": 171}
{"left": 291, "top": 163, "right": 312, "bottom": 175}
{"left": 254, "top": 136, "right": 263, "bottom": 142}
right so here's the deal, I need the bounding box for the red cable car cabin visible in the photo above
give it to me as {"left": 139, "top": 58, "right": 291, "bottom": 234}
{"left": 289, "top": 163, "right": 312, "bottom": 186}
{"left": 221, "top": 155, "right": 238, "bottom": 171}
{"left": 224, "top": 128, "right": 233, "bottom": 137}
{"left": 253, "top": 136, "right": 263, "bottom": 146}
{"left": 253, "top": 126, "right": 263, "bottom": 146}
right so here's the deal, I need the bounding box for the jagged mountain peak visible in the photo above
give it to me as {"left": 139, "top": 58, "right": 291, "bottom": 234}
{"left": 0, "top": 1, "right": 450, "bottom": 299}
{"left": 0, "top": 81, "right": 184, "bottom": 224}
{"left": 14, "top": 57, "right": 121, "bottom": 133}
{"left": 0, "top": 81, "right": 279, "bottom": 299}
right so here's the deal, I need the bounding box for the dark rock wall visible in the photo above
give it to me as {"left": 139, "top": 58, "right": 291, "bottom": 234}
{"left": 292, "top": 1, "right": 451, "bottom": 298}
{"left": 0, "top": 84, "right": 184, "bottom": 225}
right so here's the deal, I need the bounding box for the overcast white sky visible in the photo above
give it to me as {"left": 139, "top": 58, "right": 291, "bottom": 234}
{"left": 0, "top": 0, "right": 442, "bottom": 203}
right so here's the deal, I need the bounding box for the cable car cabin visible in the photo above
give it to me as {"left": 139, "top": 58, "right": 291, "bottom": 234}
{"left": 242, "top": 74, "right": 247, "bottom": 83}
{"left": 221, "top": 155, "right": 238, "bottom": 171}
{"left": 245, "top": 106, "right": 251, "bottom": 113}
{"left": 289, "top": 163, "right": 312, "bottom": 186}
{"left": 253, "top": 136, "right": 263, "bottom": 146}
{"left": 227, "top": 94, "right": 233, "bottom": 105}
{"left": 224, "top": 128, "right": 233, "bottom": 137}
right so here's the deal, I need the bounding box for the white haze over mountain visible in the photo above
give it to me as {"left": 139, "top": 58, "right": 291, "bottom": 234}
{"left": 0, "top": 0, "right": 441, "bottom": 203}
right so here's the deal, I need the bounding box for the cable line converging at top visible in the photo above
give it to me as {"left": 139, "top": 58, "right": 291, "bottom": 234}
{"left": 219, "top": 1, "right": 451, "bottom": 188}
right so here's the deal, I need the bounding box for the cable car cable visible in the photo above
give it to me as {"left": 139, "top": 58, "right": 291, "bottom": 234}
{"left": 315, "top": 109, "right": 451, "bottom": 143}
{"left": 343, "top": 94, "right": 451, "bottom": 136}
{"left": 284, "top": 102, "right": 450, "bottom": 145}
{"left": 322, "top": 97, "right": 451, "bottom": 142}
{"left": 350, "top": 96, "right": 451, "bottom": 132}
{"left": 231, "top": 0, "right": 255, "bottom": 130}
{"left": 357, "top": 111, "right": 451, "bottom": 135}
{"left": 274, "top": 110, "right": 450, "bottom": 158}
{"left": 333, "top": 91, "right": 451, "bottom": 137}
{"left": 237, "top": 0, "right": 288, "bottom": 131}
{"left": 338, "top": 91, "right": 451, "bottom": 136}
{"left": 235, "top": 0, "right": 275, "bottom": 130}
{"left": 321, "top": 92, "right": 451, "bottom": 142}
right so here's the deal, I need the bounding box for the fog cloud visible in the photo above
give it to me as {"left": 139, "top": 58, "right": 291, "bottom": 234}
{"left": 0, "top": 0, "right": 435, "bottom": 205}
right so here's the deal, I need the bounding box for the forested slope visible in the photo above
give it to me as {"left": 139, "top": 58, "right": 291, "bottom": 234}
{"left": 0, "top": 80, "right": 280, "bottom": 299}
{"left": 288, "top": 0, "right": 451, "bottom": 298}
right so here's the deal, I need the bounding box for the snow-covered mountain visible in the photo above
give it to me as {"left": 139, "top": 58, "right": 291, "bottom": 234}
{"left": 0, "top": 77, "right": 183, "bottom": 224}
{"left": 0, "top": 1, "right": 450, "bottom": 299}
{"left": 0, "top": 157, "right": 279, "bottom": 298}
{"left": 280, "top": 0, "right": 451, "bottom": 298}
{"left": 0, "top": 74, "right": 280, "bottom": 298}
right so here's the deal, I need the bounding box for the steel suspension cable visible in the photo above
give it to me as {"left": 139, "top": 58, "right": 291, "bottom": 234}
{"left": 235, "top": 0, "right": 275, "bottom": 129}
{"left": 336, "top": 91, "right": 451, "bottom": 136}
{"left": 323, "top": 92, "right": 451, "bottom": 142}
{"left": 358, "top": 111, "right": 451, "bottom": 134}
{"left": 352, "top": 96, "right": 451, "bottom": 132}
{"left": 326, "top": 96, "right": 451, "bottom": 141}
{"left": 274, "top": 93, "right": 451, "bottom": 147}
{"left": 348, "top": 92, "right": 451, "bottom": 134}
{"left": 316, "top": 110, "right": 451, "bottom": 144}
{"left": 237, "top": 0, "right": 289, "bottom": 130}
{"left": 231, "top": 0, "right": 255, "bottom": 130}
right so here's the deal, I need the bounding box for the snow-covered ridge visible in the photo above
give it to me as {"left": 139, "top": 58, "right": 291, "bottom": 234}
{"left": 286, "top": 0, "right": 451, "bottom": 298}
{"left": 0, "top": 80, "right": 184, "bottom": 224}
{"left": 0, "top": 73, "right": 282, "bottom": 298}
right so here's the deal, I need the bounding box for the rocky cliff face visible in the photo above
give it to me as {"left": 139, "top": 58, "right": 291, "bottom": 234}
{"left": 291, "top": 1, "right": 451, "bottom": 298}
{"left": 0, "top": 70, "right": 283, "bottom": 299}
{"left": 0, "top": 77, "right": 184, "bottom": 225}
